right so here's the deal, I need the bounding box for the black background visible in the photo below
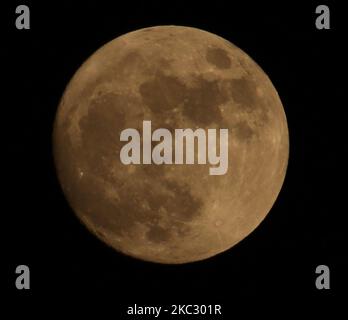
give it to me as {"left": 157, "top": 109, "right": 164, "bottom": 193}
{"left": 3, "top": 0, "right": 347, "bottom": 314}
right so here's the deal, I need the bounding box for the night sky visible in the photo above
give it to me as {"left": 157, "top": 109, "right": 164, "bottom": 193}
{"left": 3, "top": 0, "right": 347, "bottom": 315}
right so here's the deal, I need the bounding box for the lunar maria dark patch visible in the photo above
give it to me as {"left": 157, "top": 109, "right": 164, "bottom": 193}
{"left": 206, "top": 47, "right": 232, "bottom": 69}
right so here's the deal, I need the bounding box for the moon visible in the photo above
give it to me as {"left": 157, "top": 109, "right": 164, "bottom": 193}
{"left": 53, "top": 26, "right": 289, "bottom": 264}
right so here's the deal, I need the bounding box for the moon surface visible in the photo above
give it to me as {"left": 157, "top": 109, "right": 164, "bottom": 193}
{"left": 53, "top": 26, "right": 289, "bottom": 264}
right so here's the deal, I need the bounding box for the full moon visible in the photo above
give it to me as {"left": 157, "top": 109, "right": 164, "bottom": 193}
{"left": 53, "top": 26, "right": 289, "bottom": 264}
